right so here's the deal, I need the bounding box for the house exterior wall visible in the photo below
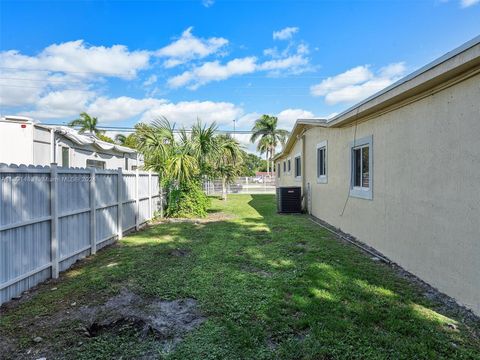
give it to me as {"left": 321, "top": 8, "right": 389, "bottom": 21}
{"left": 275, "top": 72, "right": 480, "bottom": 315}
{"left": 53, "top": 137, "right": 140, "bottom": 170}
{"left": 0, "top": 122, "right": 142, "bottom": 170}
{"left": 0, "top": 120, "right": 34, "bottom": 165}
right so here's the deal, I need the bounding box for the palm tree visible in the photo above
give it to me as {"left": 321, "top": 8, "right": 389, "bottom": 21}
{"left": 68, "top": 112, "right": 104, "bottom": 135}
{"left": 135, "top": 117, "right": 243, "bottom": 206}
{"left": 115, "top": 134, "right": 127, "bottom": 145}
{"left": 257, "top": 137, "right": 271, "bottom": 173}
{"left": 214, "top": 134, "right": 243, "bottom": 201}
{"left": 250, "top": 115, "right": 289, "bottom": 174}
{"left": 135, "top": 117, "right": 178, "bottom": 178}
{"left": 190, "top": 120, "right": 219, "bottom": 176}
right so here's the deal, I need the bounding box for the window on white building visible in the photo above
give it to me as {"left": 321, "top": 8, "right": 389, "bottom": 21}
{"left": 294, "top": 155, "right": 301, "bottom": 178}
{"left": 86, "top": 159, "right": 106, "bottom": 170}
{"left": 316, "top": 141, "right": 327, "bottom": 183}
{"left": 350, "top": 136, "right": 373, "bottom": 199}
{"left": 61, "top": 147, "right": 69, "bottom": 168}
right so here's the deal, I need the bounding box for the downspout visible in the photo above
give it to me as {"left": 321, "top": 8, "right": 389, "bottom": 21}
{"left": 50, "top": 128, "right": 55, "bottom": 164}
{"left": 50, "top": 129, "right": 60, "bottom": 164}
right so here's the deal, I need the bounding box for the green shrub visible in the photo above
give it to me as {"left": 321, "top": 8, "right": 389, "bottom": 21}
{"left": 165, "top": 181, "right": 210, "bottom": 218}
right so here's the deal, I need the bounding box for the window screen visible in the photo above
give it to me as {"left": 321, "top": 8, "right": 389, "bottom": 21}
{"left": 295, "top": 156, "right": 301, "bottom": 177}
{"left": 317, "top": 147, "right": 326, "bottom": 178}
{"left": 353, "top": 146, "right": 369, "bottom": 188}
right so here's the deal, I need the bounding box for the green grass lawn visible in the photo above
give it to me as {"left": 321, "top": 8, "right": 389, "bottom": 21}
{"left": 1, "top": 194, "right": 479, "bottom": 359}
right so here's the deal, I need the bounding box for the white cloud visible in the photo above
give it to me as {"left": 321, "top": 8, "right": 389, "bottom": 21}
{"left": 233, "top": 133, "right": 258, "bottom": 154}
{"left": 461, "top": 0, "right": 479, "bottom": 7}
{"left": 143, "top": 74, "right": 157, "bottom": 87}
{"left": 277, "top": 108, "right": 315, "bottom": 130}
{"left": 24, "top": 90, "right": 95, "bottom": 119}
{"left": 168, "top": 43, "right": 312, "bottom": 89}
{"left": 0, "top": 40, "right": 150, "bottom": 79}
{"left": 0, "top": 40, "right": 150, "bottom": 108}
{"left": 202, "top": 0, "right": 215, "bottom": 7}
{"left": 0, "top": 70, "right": 46, "bottom": 107}
{"left": 168, "top": 57, "right": 257, "bottom": 89}
{"left": 141, "top": 100, "right": 244, "bottom": 127}
{"left": 87, "top": 97, "right": 166, "bottom": 122}
{"left": 156, "top": 27, "right": 228, "bottom": 68}
{"left": 259, "top": 54, "right": 309, "bottom": 74}
{"left": 310, "top": 62, "right": 406, "bottom": 105}
{"left": 273, "top": 27, "right": 299, "bottom": 41}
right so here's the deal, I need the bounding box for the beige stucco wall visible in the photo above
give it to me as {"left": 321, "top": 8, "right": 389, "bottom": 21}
{"left": 276, "top": 73, "right": 480, "bottom": 315}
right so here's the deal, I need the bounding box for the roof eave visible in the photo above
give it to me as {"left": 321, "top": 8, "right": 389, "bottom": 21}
{"left": 274, "top": 118, "right": 327, "bottom": 160}
{"left": 327, "top": 35, "right": 480, "bottom": 128}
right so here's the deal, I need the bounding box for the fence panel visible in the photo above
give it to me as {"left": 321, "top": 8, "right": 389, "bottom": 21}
{"left": 204, "top": 176, "right": 276, "bottom": 195}
{"left": 0, "top": 163, "right": 161, "bottom": 305}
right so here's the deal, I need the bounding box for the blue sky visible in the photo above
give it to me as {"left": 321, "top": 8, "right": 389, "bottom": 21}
{"left": 0, "top": 0, "right": 479, "bottom": 151}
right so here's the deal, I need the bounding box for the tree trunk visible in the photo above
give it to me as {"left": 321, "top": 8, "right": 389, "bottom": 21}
{"left": 266, "top": 150, "right": 270, "bottom": 174}
{"left": 222, "top": 177, "right": 227, "bottom": 201}
{"left": 271, "top": 145, "right": 275, "bottom": 176}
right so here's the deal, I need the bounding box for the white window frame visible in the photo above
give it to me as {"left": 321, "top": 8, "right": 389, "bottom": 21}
{"left": 294, "top": 153, "right": 301, "bottom": 181}
{"left": 349, "top": 135, "right": 373, "bottom": 200}
{"left": 287, "top": 157, "right": 292, "bottom": 174}
{"left": 316, "top": 140, "right": 327, "bottom": 184}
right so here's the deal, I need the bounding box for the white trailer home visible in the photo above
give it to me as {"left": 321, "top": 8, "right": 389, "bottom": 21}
{"left": 0, "top": 116, "right": 143, "bottom": 170}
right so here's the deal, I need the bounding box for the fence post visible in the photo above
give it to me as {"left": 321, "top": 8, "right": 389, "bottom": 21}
{"left": 158, "top": 184, "right": 163, "bottom": 219}
{"left": 245, "top": 177, "right": 249, "bottom": 193}
{"left": 135, "top": 169, "right": 140, "bottom": 231}
{"left": 90, "top": 167, "right": 96, "bottom": 255}
{"left": 50, "top": 163, "right": 59, "bottom": 279}
{"left": 148, "top": 172, "right": 152, "bottom": 219}
{"left": 117, "top": 168, "right": 123, "bottom": 240}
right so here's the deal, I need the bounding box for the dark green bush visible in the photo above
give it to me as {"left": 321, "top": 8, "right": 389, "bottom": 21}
{"left": 165, "top": 181, "right": 210, "bottom": 218}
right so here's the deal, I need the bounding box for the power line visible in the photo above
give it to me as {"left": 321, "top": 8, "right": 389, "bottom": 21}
{"left": 0, "top": 66, "right": 134, "bottom": 77}
{"left": 0, "top": 77, "right": 86, "bottom": 84}
{"left": 41, "top": 123, "right": 257, "bottom": 134}
{"left": 0, "top": 84, "right": 93, "bottom": 92}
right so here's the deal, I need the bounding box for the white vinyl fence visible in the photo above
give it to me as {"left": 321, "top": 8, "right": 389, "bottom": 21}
{"left": 203, "top": 176, "right": 276, "bottom": 195}
{"left": 0, "top": 163, "right": 162, "bottom": 305}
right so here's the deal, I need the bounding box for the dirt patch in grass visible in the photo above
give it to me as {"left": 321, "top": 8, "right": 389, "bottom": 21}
{"left": 78, "top": 289, "right": 205, "bottom": 349}
{"left": 168, "top": 248, "right": 191, "bottom": 257}
{"left": 1, "top": 289, "right": 205, "bottom": 359}
{"left": 240, "top": 265, "right": 273, "bottom": 278}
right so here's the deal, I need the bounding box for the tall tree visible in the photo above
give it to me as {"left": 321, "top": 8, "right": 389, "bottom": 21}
{"left": 115, "top": 134, "right": 127, "bottom": 144}
{"left": 115, "top": 133, "right": 138, "bottom": 149}
{"left": 250, "top": 115, "right": 289, "bottom": 173}
{"left": 135, "top": 117, "right": 176, "bottom": 176}
{"left": 256, "top": 137, "right": 271, "bottom": 173}
{"left": 68, "top": 112, "right": 103, "bottom": 136}
{"left": 190, "top": 120, "right": 219, "bottom": 176}
{"left": 213, "top": 134, "right": 243, "bottom": 201}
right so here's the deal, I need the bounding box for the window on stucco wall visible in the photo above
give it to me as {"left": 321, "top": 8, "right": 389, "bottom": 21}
{"left": 350, "top": 135, "right": 373, "bottom": 200}
{"left": 316, "top": 140, "right": 327, "bottom": 183}
{"left": 294, "top": 155, "right": 301, "bottom": 178}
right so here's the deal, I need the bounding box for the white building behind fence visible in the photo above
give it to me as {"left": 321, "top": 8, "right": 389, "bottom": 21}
{"left": 0, "top": 116, "right": 143, "bottom": 170}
